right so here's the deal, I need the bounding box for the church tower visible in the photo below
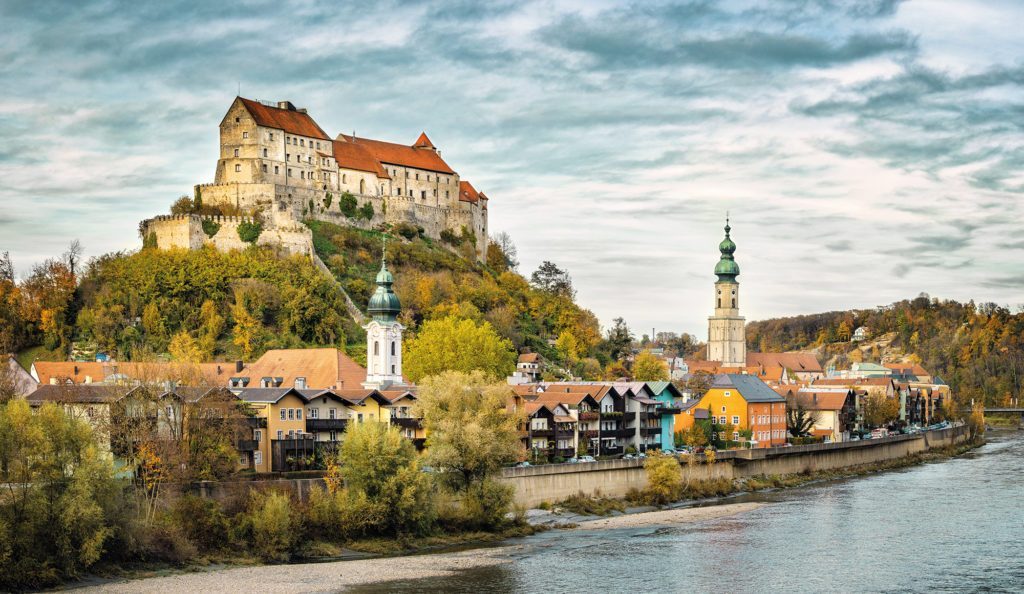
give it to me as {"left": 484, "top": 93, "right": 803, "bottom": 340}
{"left": 707, "top": 217, "right": 746, "bottom": 368}
{"left": 363, "top": 244, "right": 405, "bottom": 389}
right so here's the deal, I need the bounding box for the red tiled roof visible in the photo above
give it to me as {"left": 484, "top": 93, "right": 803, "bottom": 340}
{"left": 790, "top": 391, "right": 849, "bottom": 411}
{"left": 238, "top": 97, "right": 330, "bottom": 140}
{"left": 336, "top": 134, "right": 455, "bottom": 174}
{"left": 812, "top": 377, "right": 891, "bottom": 387}
{"left": 413, "top": 132, "right": 435, "bottom": 149}
{"left": 332, "top": 139, "right": 390, "bottom": 179}
{"left": 747, "top": 352, "right": 823, "bottom": 373}
{"left": 519, "top": 353, "right": 540, "bottom": 363}
{"left": 459, "top": 180, "right": 481, "bottom": 204}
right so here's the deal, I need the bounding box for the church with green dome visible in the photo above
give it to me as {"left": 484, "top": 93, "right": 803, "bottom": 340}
{"left": 362, "top": 244, "right": 406, "bottom": 389}
{"left": 707, "top": 217, "right": 746, "bottom": 368}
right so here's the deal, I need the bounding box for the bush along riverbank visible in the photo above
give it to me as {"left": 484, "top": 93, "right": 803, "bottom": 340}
{"left": 548, "top": 439, "right": 985, "bottom": 516}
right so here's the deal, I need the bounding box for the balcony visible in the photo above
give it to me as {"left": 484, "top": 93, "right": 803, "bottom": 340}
{"left": 236, "top": 439, "right": 259, "bottom": 451}
{"left": 599, "top": 445, "right": 624, "bottom": 456}
{"left": 581, "top": 430, "right": 599, "bottom": 439}
{"left": 530, "top": 429, "right": 554, "bottom": 437}
{"left": 640, "top": 411, "right": 662, "bottom": 420}
{"left": 307, "top": 418, "right": 348, "bottom": 431}
{"left": 246, "top": 416, "right": 268, "bottom": 428}
{"left": 658, "top": 405, "right": 682, "bottom": 415}
{"left": 579, "top": 411, "right": 600, "bottom": 421}
{"left": 615, "top": 428, "right": 635, "bottom": 438}
{"left": 599, "top": 411, "right": 623, "bottom": 420}
{"left": 391, "top": 417, "right": 423, "bottom": 429}
{"left": 641, "top": 426, "right": 663, "bottom": 435}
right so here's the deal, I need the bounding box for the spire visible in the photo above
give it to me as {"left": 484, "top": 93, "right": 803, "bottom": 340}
{"left": 714, "top": 214, "right": 740, "bottom": 282}
{"left": 368, "top": 237, "right": 401, "bottom": 322}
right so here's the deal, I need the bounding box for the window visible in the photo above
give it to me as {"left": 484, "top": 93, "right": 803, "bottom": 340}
{"left": 421, "top": 190, "right": 426, "bottom": 199}
{"left": 316, "top": 142, "right": 320, "bottom": 149}
{"left": 235, "top": 117, "right": 240, "bottom": 123}
{"left": 329, "top": 408, "right": 336, "bottom": 419}
{"left": 391, "top": 365, "right": 396, "bottom": 374}
{"left": 268, "top": 132, "right": 274, "bottom": 141}
{"left": 263, "top": 148, "right": 268, "bottom": 157}
{"left": 288, "top": 409, "right": 294, "bottom": 420}
{"left": 391, "top": 342, "right": 396, "bottom": 356}
{"left": 274, "top": 166, "right": 279, "bottom": 175}
{"left": 433, "top": 189, "right": 437, "bottom": 197}
{"left": 254, "top": 451, "right": 263, "bottom": 465}
{"left": 732, "top": 416, "right": 740, "bottom": 425}
{"left": 405, "top": 171, "right": 409, "bottom": 178}
{"left": 300, "top": 139, "right": 305, "bottom": 146}
{"left": 276, "top": 430, "right": 283, "bottom": 439}
{"left": 297, "top": 409, "right": 302, "bottom": 420}
{"left": 234, "top": 148, "right": 239, "bottom": 157}
{"left": 288, "top": 168, "right": 292, "bottom": 177}
{"left": 262, "top": 164, "right": 267, "bottom": 173}
{"left": 446, "top": 190, "right": 449, "bottom": 198}
{"left": 242, "top": 131, "right": 249, "bottom": 139}
{"left": 724, "top": 391, "right": 731, "bottom": 397}
{"left": 280, "top": 410, "right": 286, "bottom": 421}
{"left": 308, "top": 408, "right": 318, "bottom": 419}
{"left": 254, "top": 429, "right": 262, "bottom": 441}
{"left": 288, "top": 430, "right": 294, "bottom": 438}
{"left": 374, "top": 341, "right": 380, "bottom": 356}
{"left": 719, "top": 416, "right": 727, "bottom": 424}
{"left": 415, "top": 173, "right": 419, "bottom": 180}
{"left": 235, "top": 164, "right": 241, "bottom": 172}
{"left": 408, "top": 189, "right": 413, "bottom": 197}
{"left": 329, "top": 430, "right": 337, "bottom": 441}
{"left": 426, "top": 175, "right": 430, "bottom": 182}
{"left": 721, "top": 406, "right": 726, "bottom": 412}
{"left": 300, "top": 171, "right": 305, "bottom": 179}
{"left": 357, "top": 413, "right": 363, "bottom": 423}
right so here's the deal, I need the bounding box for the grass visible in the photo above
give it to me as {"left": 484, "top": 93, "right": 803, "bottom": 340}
{"left": 985, "top": 414, "right": 1021, "bottom": 428}
{"left": 556, "top": 491, "right": 625, "bottom": 516}
{"left": 15, "top": 345, "right": 51, "bottom": 370}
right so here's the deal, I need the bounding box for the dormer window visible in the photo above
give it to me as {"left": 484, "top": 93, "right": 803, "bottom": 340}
{"left": 295, "top": 377, "right": 307, "bottom": 389}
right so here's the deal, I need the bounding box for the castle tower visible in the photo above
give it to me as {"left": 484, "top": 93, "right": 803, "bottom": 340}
{"left": 707, "top": 217, "right": 746, "bottom": 368}
{"left": 363, "top": 242, "right": 405, "bottom": 389}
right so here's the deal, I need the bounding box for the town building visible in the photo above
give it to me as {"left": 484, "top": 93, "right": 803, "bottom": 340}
{"left": 3, "top": 354, "right": 37, "bottom": 397}
{"left": 673, "top": 374, "right": 787, "bottom": 448}
{"left": 775, "top": 387, "right": 856, "bottom": 442}
{"left": 508, "top": 353, "right": 543, "bottom": 384}
{"left": 707, "top": 217, "right": 746, "bottom": 368}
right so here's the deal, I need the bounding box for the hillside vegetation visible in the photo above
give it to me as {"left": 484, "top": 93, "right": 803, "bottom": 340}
{"left": 746, "top": 294, "right": 1024, "bottom": 406}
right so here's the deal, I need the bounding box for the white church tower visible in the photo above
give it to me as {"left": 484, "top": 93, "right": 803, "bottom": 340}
{"left": 363, "top": 244, "right": 405, "bottom": 389}
{"left": 707, "top": 217, "right": 746, "bottom": 368}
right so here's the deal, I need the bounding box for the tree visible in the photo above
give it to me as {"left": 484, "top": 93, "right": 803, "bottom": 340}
{"left": 62, "top": 240, "right": 84, "bottom": 277}
{"left": 786, "top": 397, "right": 819, "bottom": 437}
{"left": 605, "top": 317, "right": 633, "bottom": 361}
{"left": 633, "top": 349, "right": 669, "bottom": 381}
{"left": 642, "top": 453, "right": 684, "bottom": 505}
{"left": 530, "top": 261, "right": 575, "bottom": 298}
{"left": 170, "top": 195, "right": 194, "bottom": 215}
{"left": 416, "top": 371, "right": 520, "bottom": 527}
{"left": 168, "top": 330, "right": 204, "bottom": 363}
{"left": 554, "top": 330, "right": 581, "bottom": 365}
{"left": 863, "top": 393, "right": 899, "bottom": 428}
{"left": 679, "top": 371, "right": 714, "bottom": 400}
{"left": 338, "top": 420, "right": 434, "bottom": 535}
{"left": 403, "top": 315, "right": 516, "bottom": 383}
{"left": 488, "top": 232, "right": 519, "bottom": 271}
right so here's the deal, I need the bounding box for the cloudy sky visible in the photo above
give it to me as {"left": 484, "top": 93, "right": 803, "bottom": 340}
{"left": 2, "top": 0, "right": 1023, "bottom": 338}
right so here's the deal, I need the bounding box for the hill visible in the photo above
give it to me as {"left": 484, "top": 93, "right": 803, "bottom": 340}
{"left": 1, "top": 223, "right": 604, "bottom": 375}
{"left": 746, "top": 294, "right": 1024, "bottom": 406}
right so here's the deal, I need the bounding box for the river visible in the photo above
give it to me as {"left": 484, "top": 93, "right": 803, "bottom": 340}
{"left": 352, "top": 432, "right": 1024, "bottom": 593}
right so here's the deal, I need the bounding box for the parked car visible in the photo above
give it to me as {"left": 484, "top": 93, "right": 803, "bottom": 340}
{"left": 515, "top": 461, "right": 532, "bottom": 468}
{"left": 622, "top": 453, "right": 635, "bottom": 460}
{"left": 577, "top": 455, "right": 597, "bottom": 463}
{"left": 566, "top": 457, "right": 579, "bottom": 464}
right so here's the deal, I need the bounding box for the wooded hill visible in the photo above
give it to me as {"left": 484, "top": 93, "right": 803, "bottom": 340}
{"left": 0, "top": 222, "right": 605, "bottom": 374}
{"left": 746, "top": 294, "right": 1024, "bottom": 406}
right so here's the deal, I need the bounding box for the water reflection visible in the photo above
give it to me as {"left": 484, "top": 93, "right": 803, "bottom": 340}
{"left": 349, "top": 434, "right": 1024, "bottom": 593}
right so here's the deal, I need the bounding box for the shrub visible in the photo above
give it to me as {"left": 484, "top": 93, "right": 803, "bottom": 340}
{"left": 338, "top": 192, "right": 358, "bottom": 217}
{"left": 133, "top": 517, "right": 198, "bottom": 564}
{"left": 460, "top": 479, "right": 514, "bottom": 530}
{"left": 558, "top": 491, "right": 625, "bottom": 516}
{"left": 394, "top": 222, "right": 419, "bottom": 240}
{"left": 142, "top": 232, "right": 157, "bottom": 249}
{"left": 248, "top": 491, "right": 295, "bottom": 561}
{"left": 440, "top": 229, "right": 461, "bottom": 245}
{"left": 201, "top": 219, "right": 221, "bottom": 238}
{"left": 170, "top": 195, "right": 194, "bottom": 215}
{"left": 237, "top": 221, "right": 263, "bottom": 244}
{"left": 358, "top": 202, "right": 374, "bottom": 220}
{"left": 173, "top": 495, "right": 229, "bottom": 552}
{"left": 323, "top": 192, "right": 333, "bottom": 209}
{"left": 642, "top": 453, "right": 684, "bottom": 505}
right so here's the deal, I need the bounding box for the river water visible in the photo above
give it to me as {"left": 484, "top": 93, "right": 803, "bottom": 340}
{"left": 353, "top": 432, "right": 1024, "bottom": 593}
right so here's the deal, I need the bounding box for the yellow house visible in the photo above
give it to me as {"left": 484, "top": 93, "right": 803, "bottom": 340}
{"left": 674, "top": 374, "right": 787, "bottom": 448}
{"left": 237, "top": 388, "right": 311, "bottom": 472}
{"left": 382, "top": 389, "right": 426, "bottom": 447}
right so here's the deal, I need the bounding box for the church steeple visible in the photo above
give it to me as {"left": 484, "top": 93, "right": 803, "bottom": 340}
{"left": 363, "top": 237, "right": 405, "bottom": 389}
{"left": 714, "top": 215, "right": 740, "bottom": 283}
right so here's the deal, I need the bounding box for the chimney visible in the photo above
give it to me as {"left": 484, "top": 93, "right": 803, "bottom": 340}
{"left": 74, "top": 365, "right": 79, "bottom": 375}
{"left": 297, "top": 108, "right": 307, "bottom": 114}
{"left": 217, "top": 365, "right": 222, "bottom": 375}
{"left": 277, "top": 100, "right": 296, "bottom": 111}
{"left": 235, "top": 360, "right": 244, "bottom": 373}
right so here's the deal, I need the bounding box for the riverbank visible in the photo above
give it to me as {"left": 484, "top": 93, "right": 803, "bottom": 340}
{"left": 75, "top": 502, "right": 764, "bottom": 592}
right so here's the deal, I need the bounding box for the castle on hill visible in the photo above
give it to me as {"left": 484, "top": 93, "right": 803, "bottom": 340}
{"left": 141, "top": 97, "right": 489, "bottom": 259}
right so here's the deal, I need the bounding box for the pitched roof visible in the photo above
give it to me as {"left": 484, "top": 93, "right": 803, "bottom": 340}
{"left": 518, "top": 353, "right": 540, "bottom": 363}
{"left": 685, "top": 360, "right": 745, "bottom": 374}
{"left": 336, "top": 134, "right": 455, "bottom": 174}
{"left": 332, "top": 139, "right": 391, "bottom": 179}
{"left": 413, "top": 132, "right": 435, "bottom": 149}
{"left": 32, "top": 361, "right": 105, "bottom": 385}
{"left": 241, "top": 348, "right": 373, "bottom": 390}
{"left": 712, "top": 374, "right": 786, "bottom": 403}
{"left": 746, "top": 352, "right": 822, "bottom": 373}
{"left": 790, "top": 391, "right": 850, "bottom": 411}
{"left": 884, "top": 363, "right": 929, "bottom": 377}
{"left": 237, "top": 98, "right": 329, "bottom": 140}
{"left": 812, "top": 377, "right": 891, "bottom": 387}
{"left": 235, "top": 388, "right": 299, "bottom": 404}
{"left": 459, "top": 180, "right": 481, "bottom": 204}
{"left": 26, "top": 384, "right": 141, "bottom": 405}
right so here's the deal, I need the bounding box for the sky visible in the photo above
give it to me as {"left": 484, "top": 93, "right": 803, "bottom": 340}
{"left": 1, "top": 0, "right": 1023, "bottom": 339}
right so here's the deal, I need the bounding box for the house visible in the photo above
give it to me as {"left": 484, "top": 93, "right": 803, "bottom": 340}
{"left": 508, "top": 352, "right": 543, "bottom": 384}
{"left": 521, "top": 402, "right": 577, "bottom": 462}
{"left": 852, "top": 326, "right": 870, "bottom": 342}
{"left": 847, "top": 362, "right": 892, "bottom": 379}
{"left": 674, "top": 374, "right": 787, "bottom": 448}
{"left": 745, "top": 352, "right": 824, "bottom": 381}
{"left": 791, "top": 390, "right": 856, "bottom": 443}
{"left": 645, "top": 381, "right": 683, "bottom": 450}
{"left": 4, "top": 354, "right": 37, "bottom": 397}
{"left": 236, "top": 388, "right": 312, "bottom": 472}
{"left": 382, "top": 389, "right": 426, "bottom": 447}
{"left": 884, "top": 363, "right": 932, "bottom": 383}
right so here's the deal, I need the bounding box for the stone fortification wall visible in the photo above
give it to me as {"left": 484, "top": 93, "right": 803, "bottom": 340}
{"left": 141, "top": 214, "right": 313, "bottom": 256}
{"left": 499, "top": 425, "right": 970, "bottom": 507}
{"left": 196, "top": 182, "right": 278, "bottom": 213}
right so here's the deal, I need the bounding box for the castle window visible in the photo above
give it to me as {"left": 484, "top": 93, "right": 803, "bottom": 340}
{"left": 405, "top": 171, "right": 409, "bottom": 178}
{"left": 415, "top": 173, "right": 419, "bottom": 180}
{"left": 374, "top": 341, "right": 380, "bottom": 356}
{"left": 300, "top": 139, "right": 305, "bottom": 146}
{"left": 427, "top": 175, "right": 430, "bottom": 182}
{"left": 342, "top": 174, "right": 347, "bottom": 183}
{"left": 274, "top": 166, "right": 279, "bottom": 174}
{"left": 235, "top": 164, "right": 241, "bottom": 172}
{"left": 233, "top": 148, "right": 239, "bottom": 157}
{"left": 391, "top": 342, "right": 396, "bottom": 356}
{"left": 408, "top": 189, "right": 413, "bottom": 197}
{"left": 243, "top": 131, "right": 249, "bottom": 139}
{"left": 288, "top": 168, "right": 292, "bottom": 177}
{"left": 235, "top": 117, "right": 240, "bottom": 123}
{"left": 316, "top": 142, "right": 320, "bottom": 149}
{"left": 394, "top": 188, "right": 399, "bottom": 196}
{"left": 300, "top": 171, "right": 305, "bottom": 179}
{"left": 433, "top": 189, "right": 437, "bottom": 197}
{"left": 262, "top": 164, "right": 267, "bottom": 173}
{"left": 446, "top": 191, "right": 449, "bottom": 198}
{"left": 268, "top": 132, "right": 274, "bottom": 140}
{"left": 263, "top": 148, "right": 267, "bottom": 157}
{"left": 391, "top": 365, "right": 396, "bottom": 374}
{"left": 421, "top": 191, "right": 426, "bottom": 199}
{"left": 732, "top": 298, "right": 736, "bottom": 308}
{"left": 359, "top": 179, "right": 365, "bottom": 193}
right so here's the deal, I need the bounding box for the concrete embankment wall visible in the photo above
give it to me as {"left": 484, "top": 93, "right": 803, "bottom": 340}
{"left": 499, "top": 426, "right": 970, "bottom": 507}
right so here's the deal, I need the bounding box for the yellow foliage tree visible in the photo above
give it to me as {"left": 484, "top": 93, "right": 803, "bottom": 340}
{"left": 403, "top": 316, "right": 516, "bottom": 383}
{"left": 168, "top": 330, "right": 204, "bottom": 363}
{"left": 633, "top": 349, "right": 669, "bottom": 381}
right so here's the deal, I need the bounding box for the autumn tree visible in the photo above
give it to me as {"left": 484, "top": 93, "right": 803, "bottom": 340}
{"left": 604, "top": 317, "right": 634, "bottom": 361}
{"left": 403, "top": 315, "right": 516, "bottom": 382}
{"left": 633, "top": 349, "right": 669, "bottom": 381}
{"left": 786, "top": 397, "right": 820, "bottom": 437}
{"left": 416, "top": 371, "right": 521, "bottom": 528}
{"left": 530, "top": 260, "right": 575, "bottom": 298}
{"left": 642, "top": 453, "right": 684, "bottom": 505}
{"left": 863, "top": 393, "right": 900, "bottom": 428}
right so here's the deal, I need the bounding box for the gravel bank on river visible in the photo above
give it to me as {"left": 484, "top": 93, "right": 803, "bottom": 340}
{"left": 77, "top": 502, "right": 764, "bottom": 592}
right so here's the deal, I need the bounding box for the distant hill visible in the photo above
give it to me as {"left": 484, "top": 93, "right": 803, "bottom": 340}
{"left": 746, "top": 294, "right": 1024, "bottom": 405}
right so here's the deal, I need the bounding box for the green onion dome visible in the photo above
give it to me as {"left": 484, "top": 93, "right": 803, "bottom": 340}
{"left": 368, "top": 261, "right": 401, "bottom": 322}
{"left": 714, "top": 218, "right": 740, "bottom": 282}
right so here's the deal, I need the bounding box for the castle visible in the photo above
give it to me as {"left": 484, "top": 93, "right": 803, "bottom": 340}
{"left": 141, "top": 97, "right": 489, "bottom": 259}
